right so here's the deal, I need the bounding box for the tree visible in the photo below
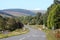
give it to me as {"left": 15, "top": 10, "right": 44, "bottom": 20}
{"left": 29, "top": 17, "right": 36, "bottom": 25}
{"left": 54, "top": 0, "right": 60, "bottom": 4}
{"left": 47, "top": 4, "right": 60, "bottom": 29}
{"left": 0, "top": 14, "right": 24, "bottom": 31}
{"left": 15, "top": 18, "right": 24, "bottom": 29}
{"left": 47, "top": 4, "right": 57, "bottom": 29}
{"left": 6, "top": 18, "right": 16, "bottom": 31}
{"left": 54, "top": 4, "right": 60, "bottom": 29}
{"left": 36, "top": 12, "right": 43, "bottom": 25}
{"left": 44, "top": 3, "right": 55, "bottom": 26}
{"left": 0, "top": 15, "right": 6, "bottom": 31}
{"left": 19, "top": 12, "right": 43, "bottom": 25}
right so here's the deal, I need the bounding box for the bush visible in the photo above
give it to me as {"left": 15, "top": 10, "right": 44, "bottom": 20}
{"left": 55, "top": 29, "right": 60, "bottom": 38}
{"left": 0, "top": 15, "right": 24, "bottom": 31}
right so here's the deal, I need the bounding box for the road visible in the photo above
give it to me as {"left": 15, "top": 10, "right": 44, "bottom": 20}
{"left": 0, "top": 25, "right": 46, "bottom": 40}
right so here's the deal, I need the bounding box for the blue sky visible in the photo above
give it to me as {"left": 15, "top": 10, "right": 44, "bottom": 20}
{"left": 0, "top": 0, "right": 53, "bottom": 10}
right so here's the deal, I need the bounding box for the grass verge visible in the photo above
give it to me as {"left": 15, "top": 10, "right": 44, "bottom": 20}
{"left": 29, "top": 25, "right": 43, "bottom": 29}
{"left": 43, "top": 29, "right": 57, "bottom": 40}
{"left": 0, "top": 28, "right": 29, "bottom": 39}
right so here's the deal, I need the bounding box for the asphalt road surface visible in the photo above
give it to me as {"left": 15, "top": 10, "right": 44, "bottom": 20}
{"left": 0, "top": 25, "right": 46, "bottom": 40}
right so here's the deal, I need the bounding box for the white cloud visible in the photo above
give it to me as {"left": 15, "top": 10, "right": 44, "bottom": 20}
{"left": 33, "top": 8, "right": 40, "bottom": 10}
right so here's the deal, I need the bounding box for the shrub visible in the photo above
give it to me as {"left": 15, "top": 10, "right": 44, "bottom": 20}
{"left": 55, "top": 29, "right": 60, "bottom": 38}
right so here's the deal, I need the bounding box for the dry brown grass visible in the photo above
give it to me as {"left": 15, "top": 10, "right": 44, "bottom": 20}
{"left": 0, "top": 28, "right": 29, "bottom": 39}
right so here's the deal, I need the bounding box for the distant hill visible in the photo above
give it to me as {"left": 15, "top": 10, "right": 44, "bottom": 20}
{"left": 0, "top": 9, "right": 46, "bottom": 17}
{"left": 1, "top": 9, "right": 35, "bottom": 17}
{"left": 31, "top": 10, "right": 46, "bottom": 14}
{"left": 0, "top": 11, "right": 15, "bottom": 17}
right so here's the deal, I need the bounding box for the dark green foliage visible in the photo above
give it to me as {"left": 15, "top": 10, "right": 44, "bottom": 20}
{"left": 0, "top": 15, "right": 24, "bottom": 31}
{"left": 46, "top": 2, "right": 60, "bottom": 29}
{"left": 44, "top": 4, "right": 55, "bottom": 26}
{"left": 6, "top": 18, "right": 16, "bottom": 31}
{"left": 43, "top": 13, "right": 48, "bottom": 26}
{"left": 54, "top": 4, "right": 60, "bottom": 29}
{"left": 16, "top": 19, "right": 24, "bottom": 29}
{"left": 44, "top": 0, "right": 60, "bottom": 29}
{"left": 19, "top": 12, "right": 43, "bottom": 25}
{"left": 35, "top": 12, "right": 43, "bottom": 25}
{"left": 47, "top": 4, "right": 57, "bottom": 29}
{"left": 0, "top": 15, "right": 7, "bottom": 31}
{"left": 29, "top": 17, "right": 36, "bottom": 25}
{"left": 54, "top": 0, "right": 60, "bottom": 4}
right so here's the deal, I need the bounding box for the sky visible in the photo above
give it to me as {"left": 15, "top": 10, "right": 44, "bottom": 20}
{"left": 0, "top": 0, "right": 53, "bottom": 10}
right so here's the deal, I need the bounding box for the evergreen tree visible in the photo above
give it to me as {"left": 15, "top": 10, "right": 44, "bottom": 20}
{"left": 54, "top": 0, "right": 60, "bottom": 4}
{"left": 0, "top": 15, "right": 6, "bottom": 31}
{"left": 47, "top": 4, "right": 60, "bottom": 29}
{"left": 6, "top": 18, "right": 16, "bottom": 31}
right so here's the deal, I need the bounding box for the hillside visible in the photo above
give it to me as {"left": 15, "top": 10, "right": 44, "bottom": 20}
{"left": 0, "top": 9, "right": 46, "bottom": 17}
{"left": 0, "top": 11, "right": 15, "bottom": 17}
{"left": 32, "top": 10, "right": 46, "bottom": 14}
{"left": 1, "top": 9, "right": 35, "bottom": 16}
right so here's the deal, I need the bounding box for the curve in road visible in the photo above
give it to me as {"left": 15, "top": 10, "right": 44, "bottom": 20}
{"left": 0, "top": 25, "right": 46, "bottom": 40}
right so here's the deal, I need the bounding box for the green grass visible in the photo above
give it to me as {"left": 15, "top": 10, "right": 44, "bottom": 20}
{"left": 29, "top": 25, "right": 43, "bottom": 29}
{"left": 0, "top": 28, "right": 29, "bottom": 39}
{"left": 43, "top": 29, "right": 60, "bottom": 40}
{"left": 43, "top": 29, "right": 57, "bottom": 40}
